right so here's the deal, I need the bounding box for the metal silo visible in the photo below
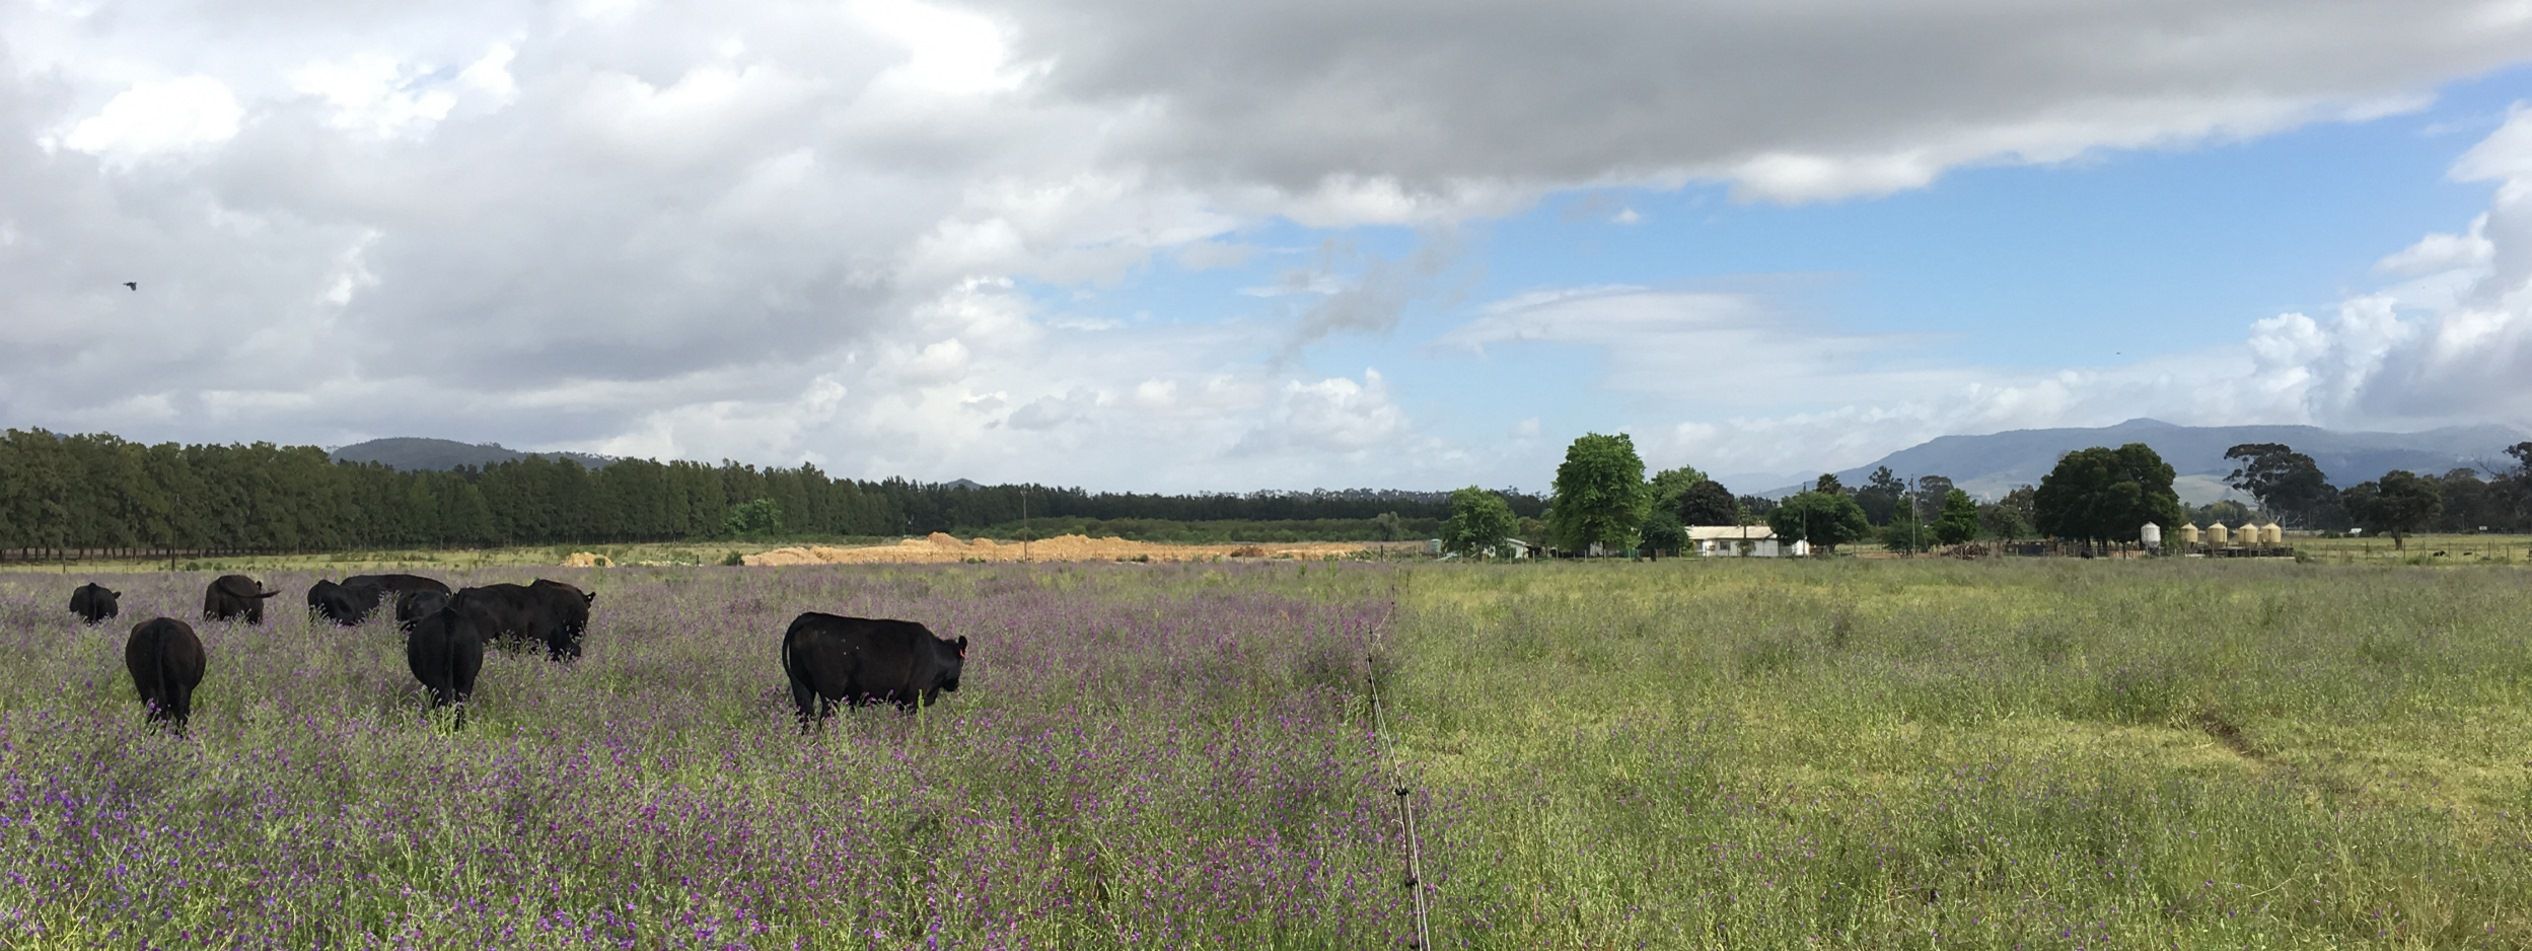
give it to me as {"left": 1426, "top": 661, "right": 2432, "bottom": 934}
{"left": 2178, "top": 523, "right": 2202, "bottom": 546}
{"left": 2207, "top": 522, "right": 2231, "bottom": 545}
{"left": 2261, "top": 522, "right": 2283, "bottom": 545}
{"left": 2140, "top": 522, "right": 2162, "bottom": 550}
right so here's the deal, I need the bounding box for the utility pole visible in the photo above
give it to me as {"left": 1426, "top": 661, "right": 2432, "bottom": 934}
{"left": 1909, "top": 476, "right": 1923, "bottom": 557}
{"left": 1022, "top": 486, "right": 1031, "bottom": 563}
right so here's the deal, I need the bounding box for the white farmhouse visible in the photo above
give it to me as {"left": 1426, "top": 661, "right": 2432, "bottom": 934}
{"left": 1687, "top": 525, "right": 1807, "bottom": 558}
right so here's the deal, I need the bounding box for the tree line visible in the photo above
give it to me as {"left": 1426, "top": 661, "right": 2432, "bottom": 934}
{"left": 1438, "top": 433, "right": 2532, "bottom": 558}
{"left": 0, "top": 429, "right": 1549, "bottom": 559}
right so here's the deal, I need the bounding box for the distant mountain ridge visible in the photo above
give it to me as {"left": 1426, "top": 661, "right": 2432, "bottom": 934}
{"left": 330, "top": 437, "right": 614, "bottom": 471}
{"left": 1777, "top": 419, "right": 2528, "bottom": 506}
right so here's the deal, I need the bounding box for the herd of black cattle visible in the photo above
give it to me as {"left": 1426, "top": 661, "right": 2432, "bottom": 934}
{"left": 61, "top": 575, "right": 968, "bottom": 735}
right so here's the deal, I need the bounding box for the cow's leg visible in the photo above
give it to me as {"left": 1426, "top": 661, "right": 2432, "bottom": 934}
{"left": 789, "top": 677, "right": 817, "bottom": 733}
{"left": 165, "top": 682, "right": 192, "bottom": 737}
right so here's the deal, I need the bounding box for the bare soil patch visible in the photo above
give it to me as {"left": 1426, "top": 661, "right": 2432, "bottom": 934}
{"left": 741, "top": 534, "right": 1398, "bottom": 565}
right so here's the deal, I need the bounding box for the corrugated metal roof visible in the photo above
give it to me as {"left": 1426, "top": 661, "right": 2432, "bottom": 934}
{"left": 1685, "top": 526, "right": 1776, "bottom": 541}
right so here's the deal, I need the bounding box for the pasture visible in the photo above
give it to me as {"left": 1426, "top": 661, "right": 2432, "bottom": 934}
{"left": 2, "top": 559, "right": 2529, "bottom": 948}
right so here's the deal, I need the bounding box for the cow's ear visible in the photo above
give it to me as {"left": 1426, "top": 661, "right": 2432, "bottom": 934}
{"left": 956, "top": 635, "right": 968, "bottom": 657}
{"left": 585, "top": 592, "right": 597, "bottom": 604}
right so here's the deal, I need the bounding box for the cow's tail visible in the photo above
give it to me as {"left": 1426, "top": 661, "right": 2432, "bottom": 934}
{"left": 780, "top": 619, "right": 820, "bottom": 732}
{"left": 778, "top": 621, "right": 797, "bottom": 686}
{"left": 250, "top": 588, "right": 283, "bottom": 599}
{"left": 146, "top": 626, "right": 193, "bottom": 729}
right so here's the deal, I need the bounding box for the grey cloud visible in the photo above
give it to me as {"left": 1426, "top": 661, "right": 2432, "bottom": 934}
{"left": 970, "top": 0, "right": 2532, "bottom": 200}
{"left": 1279, "top": 233, "right": 1462, "bottom": 353}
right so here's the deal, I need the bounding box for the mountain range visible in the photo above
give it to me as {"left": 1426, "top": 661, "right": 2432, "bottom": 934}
{"left": 329, "top": 437, "right": 615, "bottom": 471}
{"left": 1770, "top": 419, "right": 2529, "bottom": 505}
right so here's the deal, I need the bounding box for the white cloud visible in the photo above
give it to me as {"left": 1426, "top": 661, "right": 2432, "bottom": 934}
{"left": 57, "top": 76, "right": 242, "bottom": 162}
{"left": 2377, "top": 214, "right": 2492, "bottom": 276}
{"left": 291, "top": 55, "right": 459, "bottom": 137}
{"left": 5, "top": 0, "right": 2532, "bottom": 494}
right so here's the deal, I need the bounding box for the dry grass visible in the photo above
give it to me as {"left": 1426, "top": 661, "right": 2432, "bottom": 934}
{"left": 740, "top": 532, "right": 1400, "bottom": 565}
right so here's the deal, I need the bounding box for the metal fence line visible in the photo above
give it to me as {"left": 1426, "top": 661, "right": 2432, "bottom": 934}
{"left": 1367, "top": 669, "right": 1435, "bottom": 950}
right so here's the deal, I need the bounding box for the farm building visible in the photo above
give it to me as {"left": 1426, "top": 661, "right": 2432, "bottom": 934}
{"left": 1687, "top": 525, "right": 1808, "bottom": 558}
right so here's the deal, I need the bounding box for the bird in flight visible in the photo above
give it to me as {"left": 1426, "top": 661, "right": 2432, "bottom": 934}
{"left": 123, "top": 282, "right": 137, "bottom": 291}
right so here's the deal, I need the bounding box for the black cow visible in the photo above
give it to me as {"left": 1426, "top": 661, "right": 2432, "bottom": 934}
{"left": 69, "top": 582, "right": 121, "bottom": 624}
{"left": 124, "top": 618, "right": 207, "bottom": 734}
{"left": 307, "top": 579, "right": 388, "bottom": 626}
{"left": 451, "top": 579, "right": 594, "bottom": 661}
{"left": 404, "top": 604, "right": 484, "bottom": 729}
{"left": 780, "top": 612, "right": 966, "bottom": 731}
{"left": 395, "top": 589, "right": 452, "bottom": 631}
{"left": 346, "top": 573, "right": 452, "bottom": 598}
{"left": 202, "top": 574, "right": 282, "bottom": 624}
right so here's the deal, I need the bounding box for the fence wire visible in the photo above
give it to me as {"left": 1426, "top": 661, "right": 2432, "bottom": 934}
{"left": 1367, "top": 669, "right": 1435, "bottom": 950}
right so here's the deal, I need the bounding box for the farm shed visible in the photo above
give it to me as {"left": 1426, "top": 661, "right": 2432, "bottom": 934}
{"left": 1687, "top": 525, "right": 1806, "bottom": 558}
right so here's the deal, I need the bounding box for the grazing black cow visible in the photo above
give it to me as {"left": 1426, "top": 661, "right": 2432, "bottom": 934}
{"left": 451, "top": 579, "right": 594, "bottom": 661}
{"left": 780, "top": 612, "right": 966, "bottom": 731}
{"left": 307, "top": 579, "right": 388, "bottom": 626}
{"left": 404, "top": 604, "right": 484, "bottom": 729}
{"left": 124, "top": 618, "right": 206, "bottom": 734}
{"left": 395, "top": 589, "right": 452, "bottom": 631}
{"left": 69, "top": 582, "right": 121, "bottom": 624}
{"left": 346, "top": 573, "right": 452, "bottom": 598}
{"left": 201, "top": 574, "right": 282, "bottom": 624}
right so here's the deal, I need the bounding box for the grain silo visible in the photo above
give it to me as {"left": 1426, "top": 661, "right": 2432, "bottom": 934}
{"left": 2261, "top": 522, "right": 2283, "bottom": 546}
{"left": 2207, "top": 522, "right": 2231, "bottom": 545}
{"left": 2178, "top": 523, "right": 2202, "bottom": 546}
{"left": 2140, "top": 522, "right": 2162, "bottom": 550}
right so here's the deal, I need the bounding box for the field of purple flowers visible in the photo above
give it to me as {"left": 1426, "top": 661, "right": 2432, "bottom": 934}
{"left": 0, "top": 563, "right": 1417, "bottom": 949}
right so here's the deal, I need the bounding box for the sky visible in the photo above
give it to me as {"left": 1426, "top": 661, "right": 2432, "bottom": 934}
{"left": 4, "top": 1, "right": 2532, "bottom": 494}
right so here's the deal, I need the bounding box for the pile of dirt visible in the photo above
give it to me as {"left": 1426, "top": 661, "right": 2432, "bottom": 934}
{"left": 742, "top": 534, "right": 1388, "bottom": 565}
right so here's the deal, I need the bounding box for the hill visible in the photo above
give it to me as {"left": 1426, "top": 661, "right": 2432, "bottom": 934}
{"left": 329, "top": 437, "right": 614, "bottom": 471}
{"left": 1779, "top": 419, "right": 2527, "bottom": 505}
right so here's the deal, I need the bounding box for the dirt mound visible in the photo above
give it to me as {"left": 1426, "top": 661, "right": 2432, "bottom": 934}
{"left": 742, "top": 535, "right": 1389, "bottom": 565}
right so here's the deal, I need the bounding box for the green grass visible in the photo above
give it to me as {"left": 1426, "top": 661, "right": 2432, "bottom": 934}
{"left": 1389, "top": 558, "right": 2532, "bottom": 948}
{"left": 12, "top": 552, "right": 2531, "bottom": 947}
{"left": 2288, "top": 533, "right": 2532, "bottom": 566}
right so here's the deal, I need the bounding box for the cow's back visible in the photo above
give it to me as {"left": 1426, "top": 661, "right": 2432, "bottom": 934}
{"left": 352, "top": 573, "right": 452, "bottom": 597}
{"left": 786, "top": 613, "right": 933, "bottom": 699}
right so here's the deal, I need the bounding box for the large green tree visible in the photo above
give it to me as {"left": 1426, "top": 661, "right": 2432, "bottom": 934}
{"left": 2222, "top": 443, "right": 2336, "bottom": 527}
{"left": 1933, "top": 489, "right": 1982, "bottom": 545}
{"left": 1441, "top": 486, "right": 1519, "bottom": 558}
{"left": 1547, "top": 433, "right": 1652, "bottom": 555}
{"left": 2032, "top": 443, "right": 2187, "bottom": 546}
{"left": 1676, "top": 479, "right": 1739, "bottom": 526}
{"left": 2345, "top": 470, "right": 2443, "bottom": 550}
{"left": 1855, "top": 466, "right": 1906, "bottom": 526}
{"left": 1647, "top": 466, "right": 1709, "bottom": 514}
{"left": 1767, "top": 491, "right": 1871, "bottom": 554}
{"left": 1639, "top": 510, "right": 1686, "bottom": 556}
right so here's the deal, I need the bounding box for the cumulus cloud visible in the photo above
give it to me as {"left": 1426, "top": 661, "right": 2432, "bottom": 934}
{"left": 4, "top": 0, "right": 2531, "bottom": 492}
{"left": 970, "top": 0, "right": 2530, "bottom": 204}
{"left": 55, "top": 76, "right": 242, "bottom": 161}
{"left": 1501, "top": 107, "right": 2532, "bottom": 480}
